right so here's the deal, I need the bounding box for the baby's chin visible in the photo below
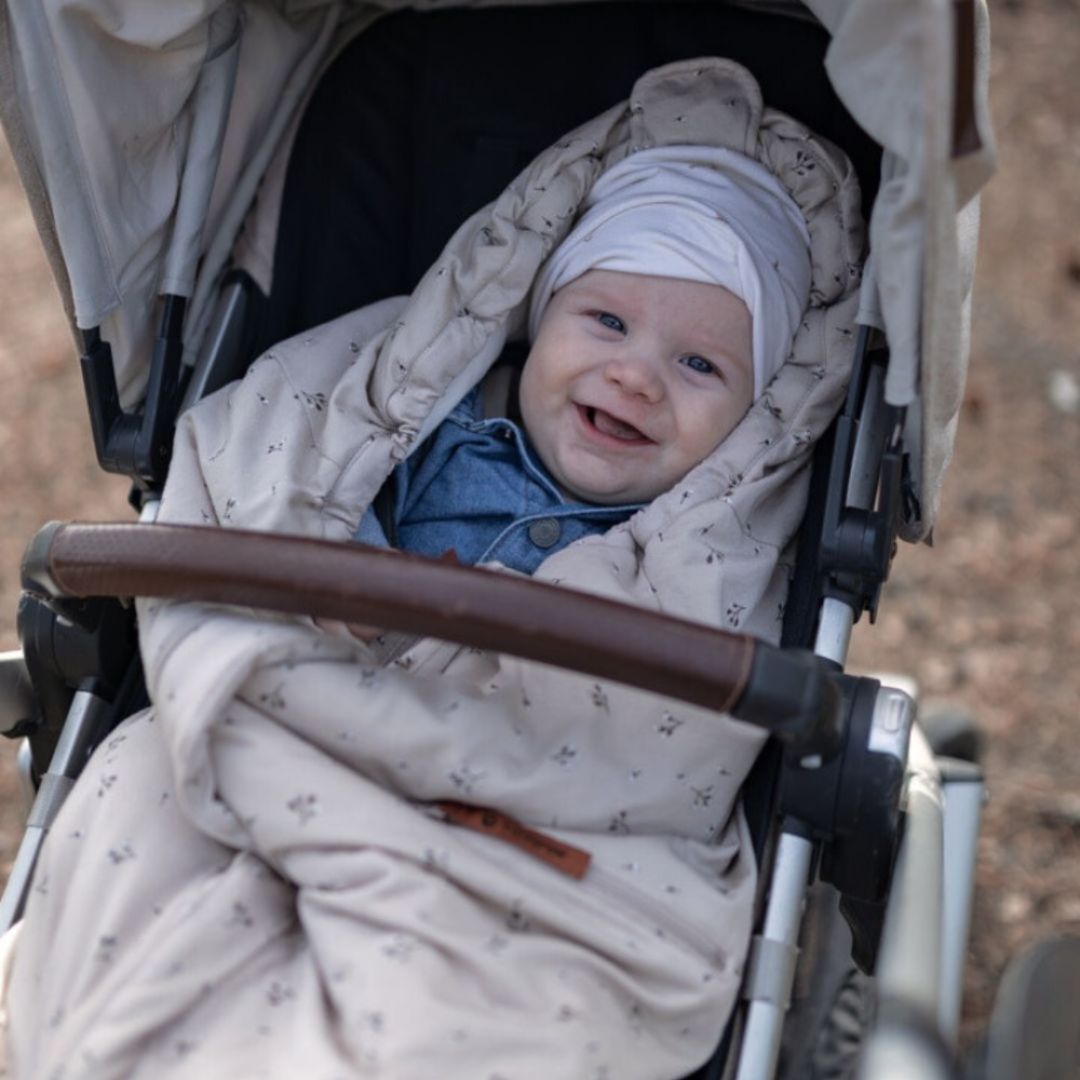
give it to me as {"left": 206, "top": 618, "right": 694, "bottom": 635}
{"left": 536, "top": 437, "right": 677, "bottom": 505}
{"left": 555, "top": 470, "right": 668, "bottom": 506}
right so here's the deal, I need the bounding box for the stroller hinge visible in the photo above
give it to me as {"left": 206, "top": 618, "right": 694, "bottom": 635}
{"left": 80, "top": 294, "right": 188, "bottom": 498}
{"left": 817, "top": 326, "right": 906, "bottom": 625}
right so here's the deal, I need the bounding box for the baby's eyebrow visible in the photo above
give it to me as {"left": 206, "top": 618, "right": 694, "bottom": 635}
{"left": 568, "top": 282, "right": 627, "bottom": 307}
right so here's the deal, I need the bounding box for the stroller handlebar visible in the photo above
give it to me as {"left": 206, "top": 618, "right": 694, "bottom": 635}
{"left": 21, "top": 522, "right": 844, "bottom": 757}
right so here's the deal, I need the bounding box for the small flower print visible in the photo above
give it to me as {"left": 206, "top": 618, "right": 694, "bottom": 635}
{"left": 266, "top": 981, "right": 295, "bottom": 1006}
{"left": 657, "top": 712, "right": 683, "bottom": 737}
{"left": 258, "top": 684, "right": 286, "bottom": 711}
{"left": 506, "top": 900, "right": 531, "bottom": 932}
{"left": 691, "top": 785, "right": 715, "bottom": 808}
{"left": 95, "top": 935, "right": 119, "bottom": 963}
{"left": 760, "top": 396, "right": 783, "bottom": 420}
{"left": 227, "top": 902, "right": 254, "bottom": 928}
{"left": 107, "top": 844, "right": 136, "bottom": 864}
{"left": 286, "top": 794, "right": 319, "bottom": 824}
{"left": 381, "top": 934, "right": 416, "bottom": 962}
{"left": 551, "top": 745, "right": 577, "bottom": 766}
{"left": 448, "top": 763, "right": 484, "bottom": 795}
{"left": 293, "top": 390, "right": 327, "bottom": 411}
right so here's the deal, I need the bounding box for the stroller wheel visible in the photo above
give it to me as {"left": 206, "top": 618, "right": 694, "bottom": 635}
{"left": 778, "top": 885, "right": 876, "bottom": 1079}
{"left": 919, "top": 702, "right": 983, "bottom": 764}
{"left": 803, "top": 967, "right": 875, "bottom": 1080}
{"left": 972, "top": 936, "right": 1080, "bottom": 1080}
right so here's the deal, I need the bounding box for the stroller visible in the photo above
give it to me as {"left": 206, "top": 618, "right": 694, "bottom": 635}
{"left": 4, "top": 1, "right": 1071, "bottom": 1077}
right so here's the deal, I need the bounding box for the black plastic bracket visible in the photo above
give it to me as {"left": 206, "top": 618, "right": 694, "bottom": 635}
{"left": 817, "top": 326, "right": 914, "bottom": 623}
{"left": 730, "top": 646, "right": 845, "bottom": 761}
{"left": 778, "top": 673, "right": 908, "bottom": 972}
{"left": 13, "top": 592, "right": 137, "bottom": 774}
{"left": 80, "top": 294, "right": 187, "bottom": 495}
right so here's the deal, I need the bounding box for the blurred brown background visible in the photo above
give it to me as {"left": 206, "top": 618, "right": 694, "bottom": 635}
{"left": 0, "top": 0, "right": 1077, "bottom": 1043}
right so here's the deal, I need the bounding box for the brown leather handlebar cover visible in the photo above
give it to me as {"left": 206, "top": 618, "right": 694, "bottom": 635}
{"left": 39, "top": 523, "right": 756, "bottom": 716}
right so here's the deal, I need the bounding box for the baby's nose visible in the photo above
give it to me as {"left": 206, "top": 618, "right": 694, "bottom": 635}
{"left": 605, "top": 355, "right": 664, "bottom": 401}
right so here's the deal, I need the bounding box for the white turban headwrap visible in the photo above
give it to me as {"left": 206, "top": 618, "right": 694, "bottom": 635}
{"left": 528, "top": 146, "right": 812, "bottom": 397}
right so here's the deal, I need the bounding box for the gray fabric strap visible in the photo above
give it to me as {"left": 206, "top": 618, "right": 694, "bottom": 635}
{"left": 741, "top": 935, "right": 800, "bottom": 1009}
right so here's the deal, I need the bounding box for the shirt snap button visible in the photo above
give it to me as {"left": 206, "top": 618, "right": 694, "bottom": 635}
{"left": 528, "top": 518, "right": 562, "bottom": 548}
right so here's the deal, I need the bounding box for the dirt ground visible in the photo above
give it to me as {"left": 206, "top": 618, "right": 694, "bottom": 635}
{"left": 0, "top": 0, "right": 1077, "bottom": 1053}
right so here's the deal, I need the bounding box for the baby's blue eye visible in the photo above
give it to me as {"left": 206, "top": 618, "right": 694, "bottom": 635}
{"left": 595, "top": 311, "right": 625, "bottom": 333}
{"left": 680, "top": 354, "right": 718, "bottom": 376}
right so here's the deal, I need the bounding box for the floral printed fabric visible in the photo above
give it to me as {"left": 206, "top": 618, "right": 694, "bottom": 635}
{"left": 2, "top": 59, "right": 863, "bottom": 1079}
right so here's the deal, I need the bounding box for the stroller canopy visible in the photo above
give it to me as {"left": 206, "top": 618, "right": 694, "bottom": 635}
{"left": 0, "top": 0, "right": 995, "bottom": 537}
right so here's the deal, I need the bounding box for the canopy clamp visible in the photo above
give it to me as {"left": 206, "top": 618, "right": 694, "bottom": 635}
{"left": 80, "top": 295, "right": 187, "bottom": 499}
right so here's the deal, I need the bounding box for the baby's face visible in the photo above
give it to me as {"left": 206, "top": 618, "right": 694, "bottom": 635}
{"left": 520, "top": 269, "right": 754, "bottom": 505}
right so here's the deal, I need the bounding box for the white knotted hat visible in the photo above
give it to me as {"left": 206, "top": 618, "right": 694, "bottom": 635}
{"left": 528, "top": 146, "right": 812, "bottom": 397}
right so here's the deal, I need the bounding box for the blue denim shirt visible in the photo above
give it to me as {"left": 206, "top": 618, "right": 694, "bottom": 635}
{"left": 356, "top": 385, "right": 640, "bottom": 575}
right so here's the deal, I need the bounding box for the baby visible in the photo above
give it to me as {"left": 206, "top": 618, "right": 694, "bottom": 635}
{"left": 358, "top": 144, "right": 813, "bottom": 572}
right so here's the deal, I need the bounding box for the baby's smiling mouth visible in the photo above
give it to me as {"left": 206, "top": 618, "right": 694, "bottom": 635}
{"left": 579, "top": 404, "right": 654, "bottom": 444}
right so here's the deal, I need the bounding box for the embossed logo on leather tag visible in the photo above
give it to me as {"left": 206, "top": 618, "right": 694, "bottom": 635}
{"left": 436, "top": 800, "right": 591, "bottom": 880}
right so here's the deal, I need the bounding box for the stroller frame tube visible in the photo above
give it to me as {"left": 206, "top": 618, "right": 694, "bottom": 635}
{"left": 878, "top": 767, "right": 944, "bottom": 1014}
{"left": 858, "top": 748, "right": 957, "bottom": 1080}
{"left": 734, "top": 830, "right": 815, "bottom": 1080}
{"left": 0, "top": 688, "right": 112, "bottom": 932}
{"left": 731, "top": 602, "right": 853, "bottom": 1080}
{"left": 813, "top": 597, "right": 855, "bottom": 667}
{"left": 938, "top": 764, "right": 984, "bottom": 1041}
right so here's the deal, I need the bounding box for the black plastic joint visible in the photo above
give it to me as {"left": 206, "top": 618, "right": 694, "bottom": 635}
{"left": 20, "top": 521, "right": 63, "bottom": 600}
{"left": 78, "top": 295, "right": 187, "bottom": 490}
{"left": 730, "top": 645, "right": 844, "bottom": 759}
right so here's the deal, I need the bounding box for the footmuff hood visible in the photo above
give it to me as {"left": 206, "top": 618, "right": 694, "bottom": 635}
{"left": 9, "top": 60, "right": 867, "bottom": 1080}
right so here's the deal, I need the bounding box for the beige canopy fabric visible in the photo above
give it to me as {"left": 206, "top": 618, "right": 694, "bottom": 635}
{"left": 0, "top": 0, "right": 994, "bottom": 533}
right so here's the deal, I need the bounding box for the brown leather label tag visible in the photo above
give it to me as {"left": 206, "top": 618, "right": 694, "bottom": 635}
{"left": 436, "top": 801, "right": 591, "bottom": 880}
